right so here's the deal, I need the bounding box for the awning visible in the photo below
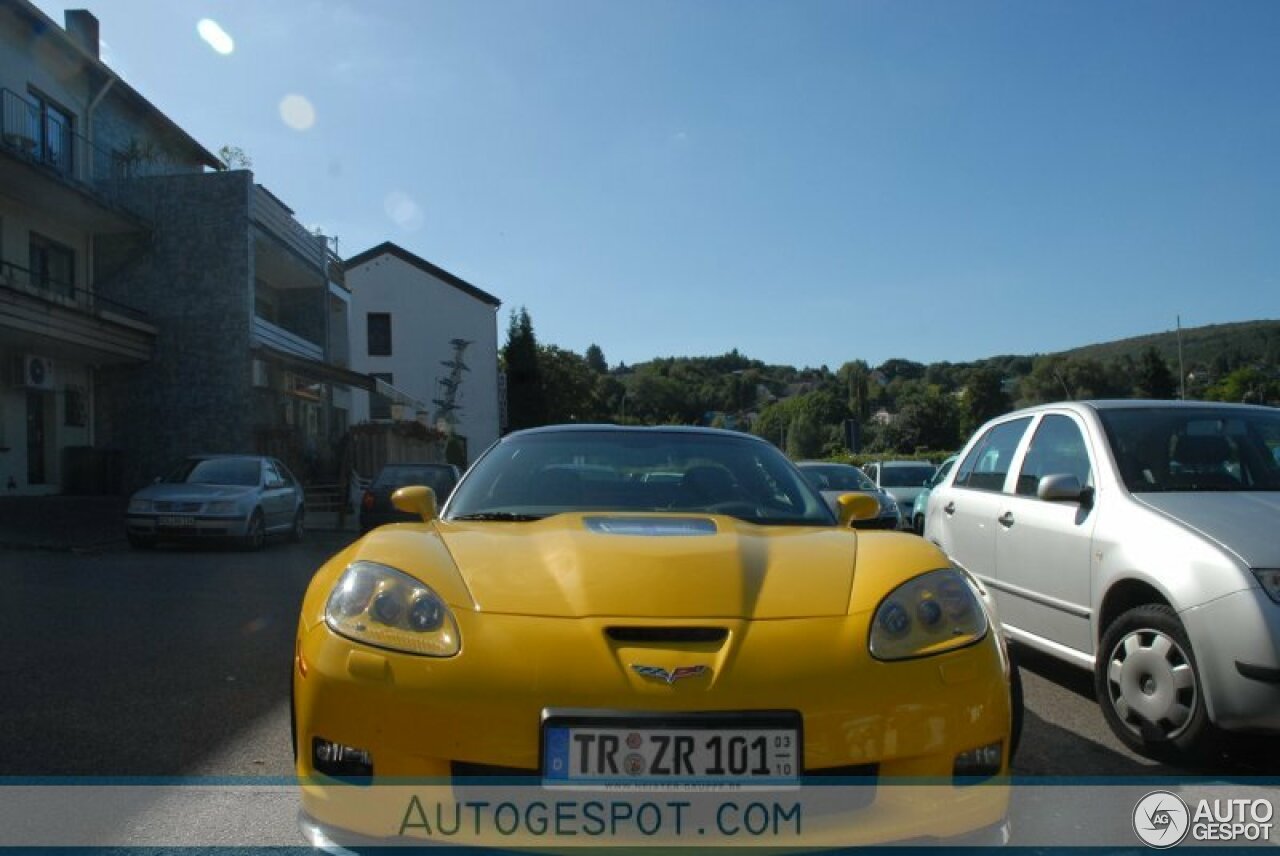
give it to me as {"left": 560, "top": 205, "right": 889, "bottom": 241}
{"left": 252, "top": 344, "right": 375, "bottom": 392}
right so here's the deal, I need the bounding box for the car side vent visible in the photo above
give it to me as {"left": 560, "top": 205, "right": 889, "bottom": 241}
{"left": 606, "top": 626, "right": 728, "bottom": 644}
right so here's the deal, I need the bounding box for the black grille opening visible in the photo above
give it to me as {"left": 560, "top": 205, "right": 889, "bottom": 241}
{"left": 451, "top": 761, "right": 538, "bottom": 779}
{"left": 606, "top": 626, "right": 728, "bottom": 644}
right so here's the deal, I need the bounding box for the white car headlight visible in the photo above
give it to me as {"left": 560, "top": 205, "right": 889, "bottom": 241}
{"left": 128, "top": 498, "right": 152, "bottom": 513}
{"left": 325, "top": 561, "right": 460, "bottom": 657}
{"left": 1254, "top": 569, "right": 1280, "bottom": 604}
{"left": 206, "top": 501, "right": 237, "bottom": 514}
{"left": 869, "top": 568, "right": 988, "bottom": 661}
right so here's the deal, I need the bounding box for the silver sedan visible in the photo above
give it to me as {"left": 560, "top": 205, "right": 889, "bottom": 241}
{"left": 125, "top": 455, "right": 306, "bottom": 549}
{"left": 927, "top": 400, "right": 1280, "bottom": 759}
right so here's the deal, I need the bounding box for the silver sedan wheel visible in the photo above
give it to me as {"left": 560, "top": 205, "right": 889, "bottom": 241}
{"left": 1103, "top": 628, "right": 1198, "bottom": 740}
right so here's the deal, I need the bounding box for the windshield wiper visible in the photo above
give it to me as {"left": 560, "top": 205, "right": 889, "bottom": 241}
{"left": 450, "top": 512, "right": 545, "bottom": 522}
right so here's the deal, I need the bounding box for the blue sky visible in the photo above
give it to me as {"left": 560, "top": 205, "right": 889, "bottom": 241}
{"left": 35, "top": 0, "right": 1280, "bottom": 369}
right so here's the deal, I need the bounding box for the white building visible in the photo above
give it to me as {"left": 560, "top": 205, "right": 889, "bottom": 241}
{"left": 346, "top": 242, "right": 501, "bottom": 462}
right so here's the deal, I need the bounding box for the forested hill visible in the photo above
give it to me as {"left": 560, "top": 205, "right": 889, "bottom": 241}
{"left": 1063, "top": 320, "right": 1280, "bottom": 374}
{"left": 501, "top": 311, "right": 1280, "bottom": 458}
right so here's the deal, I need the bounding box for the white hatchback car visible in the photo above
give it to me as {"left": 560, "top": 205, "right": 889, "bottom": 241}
{"left": 926, "top": 400, "right": 1280, "bottom": 758}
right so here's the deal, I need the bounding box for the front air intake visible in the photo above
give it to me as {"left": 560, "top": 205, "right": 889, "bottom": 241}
{"left": 606, "top": 626, "right": 728, "bottom": 644}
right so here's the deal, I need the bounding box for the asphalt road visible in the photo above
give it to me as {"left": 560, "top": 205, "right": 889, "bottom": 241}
{"left": 1, "top": 535, "right": 1276, "bottom": 844}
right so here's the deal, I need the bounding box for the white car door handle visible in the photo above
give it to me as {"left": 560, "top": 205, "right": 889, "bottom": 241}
{"left": 997, "top": 511, "right": 1015, "bottom": 528}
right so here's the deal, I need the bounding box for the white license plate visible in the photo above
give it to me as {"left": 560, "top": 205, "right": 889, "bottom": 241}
{"left": 157, "top": 516, "right": 195, "bottom": 527}
{"left": 543, "top": 716, "right": 800, "bottom": 785}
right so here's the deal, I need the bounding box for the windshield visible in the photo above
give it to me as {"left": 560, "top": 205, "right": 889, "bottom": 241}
{"left": 165, "top": 458, "right": 261, "bottom": 487}
{"left": 879, "top": 465, "right": 937, "bottom": 488}
{"left": 447, "top": 430, "right": 834, "bottom": 526}
{"left": 800, "top": 464, "right": 876, "bottom": 492}
{"left": 1099, "top": 407, "right": 1280, "bottom": 493}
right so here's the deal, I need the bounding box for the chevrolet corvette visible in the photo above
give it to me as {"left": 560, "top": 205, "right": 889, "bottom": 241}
{"left": 293, "top": 426, "right": 1017, "bottom": 848}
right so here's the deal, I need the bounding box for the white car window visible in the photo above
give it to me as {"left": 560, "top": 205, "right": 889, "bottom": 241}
{"left": 954, "top": 417, "right": 1032, "bottom": 493}
{"left": 1016, "top": 415, "right": 1093, "bottom": 496}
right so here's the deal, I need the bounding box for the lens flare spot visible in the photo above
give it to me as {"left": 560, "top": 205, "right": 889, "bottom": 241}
{"left": 196, "top": 19, "right": 234, "bottom": 55}
{"left": 279, "top": 94, "right": 317, "bottom": 131}
{"left": 384, "top": 191, "right": 424, "bottom": 231}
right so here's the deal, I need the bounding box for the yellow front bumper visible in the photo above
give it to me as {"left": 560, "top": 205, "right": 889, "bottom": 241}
{"left": 294, "top": 612, "right": 1011, "bottom": 846}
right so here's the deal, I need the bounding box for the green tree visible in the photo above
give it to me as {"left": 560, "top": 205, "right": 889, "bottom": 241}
{"left": 1205, "top": 367, "right": 1279, "bottom": 404}
{"left": 501, "top": 307, "right": 545, "bottom": 430}
{"left": 838, "top": 360, "right": 872, "bottom": 422}
{"left": 887, "top": 382, "right": 960, "bottom": 453}
{"left": 217, "top": 144, "right": 252, "bottom": 169}
{"left": 786, "top": 411, "right": 822, "bottom": 459}
{"left": 585, "top": 344, "right": 608, "bottom": 374}
{"left": 1135, "top": 346, "right": 1177, "bottom": 399}
{"left": 539, "top": 345, "right": 606, "bottom": 423}
{"left": 961, "top": 366, "right": 1008, "bottom": 435}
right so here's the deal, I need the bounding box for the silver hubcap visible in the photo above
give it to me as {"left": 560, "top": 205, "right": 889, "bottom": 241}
{"left": 1105, "top": 628, "right": 1197, "bottom": 740}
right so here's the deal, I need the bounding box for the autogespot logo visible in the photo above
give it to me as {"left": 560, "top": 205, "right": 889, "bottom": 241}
{"left": 1134, "top": 791, "right": 1191, "bottom": 849}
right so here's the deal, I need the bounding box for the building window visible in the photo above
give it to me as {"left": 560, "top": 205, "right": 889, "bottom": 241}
{"left": 367, "top": 313, "right": 392, "bottom": 356}
{"left": 64, "top": 386, "right": 87, "bottom": 427}
{"left": 370, "top": 373, "right": 393, "bottom": 420}
{"left": 22, "top": 90, "right": 75, "bottom": 175}
{"left": 29, "top": 233, "right": 75, "bottom": 298}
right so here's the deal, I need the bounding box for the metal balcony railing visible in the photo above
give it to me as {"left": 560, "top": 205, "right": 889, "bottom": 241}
{"left": 0, "top": 257, "right": 150, "bottom": 324}
{"left": 1, "top": 87, "right": 77, "bottom": 176}
{"left": 1, "top": 87, "right": 192, "bottom": 216}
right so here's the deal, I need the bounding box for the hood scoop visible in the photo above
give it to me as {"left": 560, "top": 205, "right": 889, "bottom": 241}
{"left": 584, "top": 516, "right": 717, "bottom": 536}
{"left": 606, "top": 626, "right": 728, "bottom": 644}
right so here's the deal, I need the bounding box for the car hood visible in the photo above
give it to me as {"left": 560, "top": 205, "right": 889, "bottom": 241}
{"left": 1133, "top": 492, "right": 1280, "bottom": 568}
{"left": 134, "top": 483, "right": 256, "bottom": 501}
{"left": 433, "top": 513, "right": 858, "bottom": 619}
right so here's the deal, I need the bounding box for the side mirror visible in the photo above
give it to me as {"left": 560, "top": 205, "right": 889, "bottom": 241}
{"left": 1037, "top": 474, "right": 1093, "bottom": 507}
{"left": 392, "top": 485, "right": 438, "bottom": 523}
{"left": 836, "top": 492, "right": 880, "bottom": 528}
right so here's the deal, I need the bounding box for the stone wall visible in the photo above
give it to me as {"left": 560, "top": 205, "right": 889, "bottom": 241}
{"left": 93, "top": 170, "right": 255, "bottom": 489}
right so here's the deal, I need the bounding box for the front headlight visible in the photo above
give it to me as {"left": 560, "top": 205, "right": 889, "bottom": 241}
{"left": 206, "top": 501, "right": 237, "bottom": 514}
{"left": 869, "top": 568, "right": 988, "bottom": 661}
{"left": 1254, "top": 569, "right": 1280, "bottom": 604}
{"left": 880, "top": 495, "right": 899, "bottom": 512}
{"left": 325, "top": 561, "right": 460, "bottom": 657}
{"left": 128, "top": 498, "right": 152, "bottom": 513}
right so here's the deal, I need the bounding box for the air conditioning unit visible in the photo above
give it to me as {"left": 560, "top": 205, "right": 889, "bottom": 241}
{"left": 17, "top": 354, "right": 55, "bottom": 390}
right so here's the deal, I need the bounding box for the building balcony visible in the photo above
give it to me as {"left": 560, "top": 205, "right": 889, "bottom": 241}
{"left": 0, "top": 87, "right": 149, "bottom": 234}
{"left": 0, "top": 258, "right": 154, "bottom": 364}
{"left": 252, "top": 314, "right": 323, "bottom": 362}
{"left": 251, "top": 184, "right": 327, "bottom": 272}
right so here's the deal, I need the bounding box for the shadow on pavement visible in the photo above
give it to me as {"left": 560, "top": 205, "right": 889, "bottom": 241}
{"left": 0, "top": 534, "right": 356, "bottom": 777}
{"left": 1012, "top": 642, "right": 1280, "bottom": 777}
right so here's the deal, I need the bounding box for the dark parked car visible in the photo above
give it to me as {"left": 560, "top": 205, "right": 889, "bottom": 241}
{"left": 795, "top": 461, "right": 902, "bottom": 529}
{"left": 359, "top": 462, "right": 462, "bottom": 533}
{"left": 125, "top": 454, "right": 305, "bottom": 549}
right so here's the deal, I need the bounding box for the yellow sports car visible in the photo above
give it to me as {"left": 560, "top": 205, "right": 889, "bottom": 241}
{"left": 293, "top": 426, "right": 1018, "bottom": 848}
